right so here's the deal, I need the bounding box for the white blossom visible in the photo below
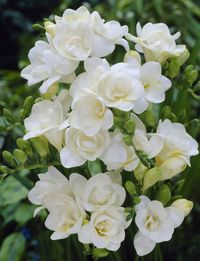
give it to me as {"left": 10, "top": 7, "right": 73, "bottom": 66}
{"left": 45, "top": 194, "right": 86, "bottom": 240}
{"left": 124, "top": 52, "right": 171, "bottom": 114}
{"left": 78, "top": 206, "right": 130, "bottom": 251}
{"left": 28, "top": 166, "right": 73, "bottom": 216}
{"left": 132, "top": 114, "right": 164, "bottom": 158}
{"left": 69, "top": 92, "right": 113, "bottom": 136}
{"left": 21, "top": 40, "right": 78, "bottom": 93}
{"left": 134, "top": 196, "right": 184, "bottom": 256}
{"left": 51, "top": 6, "right": 129, "bottom": 61}
{"left": 69, "top": 172, "right": 126, "bottom": 211}
{"left": 96, "top": 62, "right": 144, "bottom": 111}
{"left": 101, "top": 131, "right": 139, "bottom": 171}
{"left": 127, "top": 22, "right": 187, "bottom": 64}
{"left": 155, "top": 119, "right": 199, "bottom": 180}
{"left": 60, "top": 127, "right": 110, "bottom": 168}
{"left": 23, "top": 99, "right": 65, "bottom": 150}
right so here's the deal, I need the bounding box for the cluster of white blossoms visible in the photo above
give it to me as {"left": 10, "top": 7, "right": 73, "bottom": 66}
{"left": 22, "top": 6, "right": 199, "bottom": 257}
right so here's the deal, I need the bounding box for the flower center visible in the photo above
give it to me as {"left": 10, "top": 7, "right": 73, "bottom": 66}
{"left": 95, "top": 221, "right": 110, "bottom": 236}
{"left": 145, "top": 215, "right": 159, "bottom": 231}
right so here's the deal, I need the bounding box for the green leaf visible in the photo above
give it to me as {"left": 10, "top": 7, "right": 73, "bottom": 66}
{"left": 0, "top": 233, "right": 26, "bottom": 261}
{"left": 14, "top": 203, "right": 35, "bottom": 225}
{"left": 0, "top": 176, "right": 28, "bottom": 206}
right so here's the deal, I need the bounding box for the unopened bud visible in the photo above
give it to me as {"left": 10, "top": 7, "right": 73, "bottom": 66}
{"left": 0, "top": 165, "right": 9, "bottom": 174}
{"left": 178, "top": 48, "right": 190, "bottom": 65}
{"left": 156, "top": 184, "right": 171, "bottom": 206}
{"left": 124, "top": 119, "right": 136, "bottom": 135}
{"left": 134, "top": 163, "right": 147, "bottom": 184}
{"left": 143, "top": 167, "right": 161, "bottom": 192}
{"left": 113, "top": 108, "right": 129, "bottom": 119}
{"left": 16, "top": 138, "right": 32, "bottom": 156}
{"left": 168, "top": 57, "right": 180, "bottom": 78}
{"left": 123, "top": 135, "right": 132, "bottom": 146}
{"left": 3, "top": 108, "right": 15, "bottom": 123}
{"left": 42, "top": 83, "right": 58, "bottom": 99}
{"left": 44, "top": 21, "right": 55, "bottom": 37}
{"left": 23, "top": 96, "right": 34, "bottom": 118}
{"left": 187, "top": 70, "right": 198, "bottom": 86}
{"left": 143, "top": 106, "right": 156, "bottom": 127}
{"left": 30, "top": 137, "right": 49, "bottom": 157}
{"left": 93, "top": 248, "right": 109, "bottom": 258}
{"left": 171, "top": 199, "right": 193, "bottom": 217}
{"left": 13, "top": 149, "right": 27, "bottom": 165}
{"left": 2, "top": 151, "right": 17, "bottom": 168}
{"left": 125, "top": 181, "right": 137, "bottom": 196}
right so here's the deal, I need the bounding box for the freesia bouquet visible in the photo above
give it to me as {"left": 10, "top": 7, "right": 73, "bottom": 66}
{"left": 1, "top": 6, "right": 199, "bottom": 260}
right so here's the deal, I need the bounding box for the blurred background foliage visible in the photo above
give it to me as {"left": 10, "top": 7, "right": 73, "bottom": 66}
{"left": 0, "top": 0, "right": 200, "bottom": 260}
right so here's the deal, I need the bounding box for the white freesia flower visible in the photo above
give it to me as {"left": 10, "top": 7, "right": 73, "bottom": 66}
{"left": 23, "top": 100, "right": 65, "bottom": 150}
{"left": 134, "top": 196, "right": 184, "bottom": 256}
{"left": 69, "top": 92, "right": 113, "bottom": 136}
{"left": 21, "top": 40, "right": 78, "bottom": 93}
{"left": 127, "top": 22, "right": 187, "bottom": 64}
{"left": 101, "top": 131, "right": 139, "bottom": 171}
{"left": 78, "top": 206, "right": 130, "bottom": 251}
{"left": 155, "top": 119, "right": 199, "bottom": 180}
{"left": 60, "top": 127, "right": 110, "bottom": 168}
{"left": 69, "top": 172, "right": 126, "bottom": 211}
{"left": 53, "top": 89, "right": 72, "bottom": 115}
{"left": 45, "top": 194, "right": 86, "bottom": 240}
{"left": 51, "top": 6, "right": 129, "bottom": 61}
{"left": 97, "top": 62, "right": 144, "bottom": 111}
{"left": 132, "top": 114, "right": 164, "bottom": 158}
{"left": 124, "top": 52, "right": 171, "bottom": 113}
{"left": 70, "top": 57, "right": 110, "bottom": 101}
{"left": 28, "top": 166, "right": 73, "bottom": 216}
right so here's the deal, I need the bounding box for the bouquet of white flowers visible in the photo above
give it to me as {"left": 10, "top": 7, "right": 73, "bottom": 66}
{"left": 1, "top": 5, "right": 199, "bottom": 260}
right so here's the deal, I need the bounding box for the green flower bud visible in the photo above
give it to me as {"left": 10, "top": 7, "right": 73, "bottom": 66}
{"left": 143, "top": 106, "right": 156, "bottom": 127}
{"left": 23, "top": 96, "right": 34, "bottom": 118}
{"left": 2, "top": 151, "right": 17, "bottom": 168}
{"left": 156, "top": 184, "right": 171, "bottom": 206}
{"left": 114, "top": 116, "right": 124, "bottom": 129}
{"left": 30, "top": 137, "right": 49, "bottom": 157}
{"left": 88, "top": 159, "right": 102, "bottom": 176}
{"left": 32, "top": 23, "right": 45, "bottom": 32}
{"left": 3, "top": 108, "right": 15, "bottom": 123}
{"left": 125, "top": 181, "right": 137, "bottom": 196}
{"left": 16, "top": 138, "right": 33, "bottom": 156}
{"left": 143, "top": 167, "right": 161, "bottom": 192}
{"left": 93, "top": 248, "right": 109, "bottom": 258}
{"left": 13, "top": 149, "right": 27, "bottom": 165}
{"left": 113, "top": 108, "right": 129, "bottom": 119}
{"left": 123, "top": 134, "right": 132, "bottom": 146}
{"left": 193, "top": 81, "right": 200, "bottom": 92}
{"left": 42, "top": 83, "right": 58, "bottom": 99}
{"left": 124, "top": 119, "right": 136, "bottom": 135}
{"left": 161, "top": 105, "right": 171, "bottom": 119}
{"left": 184, "top": 65, "right": 194, "bottom": 75}
{"left": 134, "top": 163, "right": 148, "bottom": 184}
{"left": 187, "top": 70, "right": 198, "bottom": 86}
{"left": 168, "top": 57, "right": 180, "bottom": 78}
{"left": 0, "top": 165, "right": 9, "bottom": 174}
{"left": 133, "top": 197, "right": 141, "bottom": 205}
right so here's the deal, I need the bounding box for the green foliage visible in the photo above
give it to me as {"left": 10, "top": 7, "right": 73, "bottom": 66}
{"left": 0, "top": 233, "right": 26, "bottom": 261}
